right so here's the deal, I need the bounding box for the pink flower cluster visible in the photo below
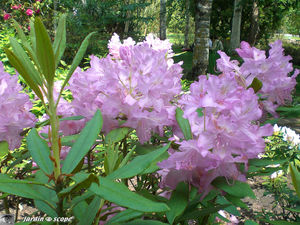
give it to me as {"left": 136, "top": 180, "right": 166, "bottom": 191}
{"left": 59, "top": 34, "right": 182, "bottom": 143}
{"left": 217, "top": 40, "right": 299, "bottom": 116}
{"left": 158, "top": 73, "right": 273, "bottom": 195}
{"left": 0, "top": 63, "right": 36, "bottom": 150}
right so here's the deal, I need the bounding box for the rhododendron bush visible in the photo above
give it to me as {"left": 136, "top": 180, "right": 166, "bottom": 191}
{"left": 0, "top": 15, "right": 299, "bottom": 224}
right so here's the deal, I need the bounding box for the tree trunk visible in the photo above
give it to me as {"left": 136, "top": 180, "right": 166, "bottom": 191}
{"left": 189, "top": 0, "right": 213, "bottom": 80}
{"left": 230, "top": 0, "right": 243, "bottom": 51}
{"left": 124, "top": 0, "right": 130, "bottom": 34}
{"left": 184, "top": 0, "right": 190, "bottom": 48}
{"left": 160, "top": 0, "right": 167, "bottom": 40}
{"left": 248, "top": 0, "right": 259, "bottom": 45}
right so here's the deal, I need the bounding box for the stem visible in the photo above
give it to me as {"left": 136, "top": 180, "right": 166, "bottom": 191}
{"left": 3, "top": 196, "right": 10, "bottom": 214}
{"left": 15, "top": 197, "right": 19, "bottom": 222}
{"left": 48, "top": 87, "right": 61, "bottom": 180}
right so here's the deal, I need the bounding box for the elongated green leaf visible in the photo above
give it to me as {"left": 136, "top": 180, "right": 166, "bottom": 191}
{"left": 0, "top": 174, "right": 45, "bottom": 200}
{"left": 212, "top": 177, "right": 256, "bottom": 199}
{"left": 4, "top": 48, "right": 43, "bottom": 100}
{"left": 248, "top": 158, "right": 287, "bottom": 167}
{"left": 27, "top": 128, "right": 53, "bottom": 174}
{"left": 10, "top": 37, "right": 42, "bottom": 85}
{"left": 12, "top": 19, "right": 40, "bottom": 69}
{"left": 35, "top": 200, "right": 57, "bottom": 217}
{"left": 106, "top": 209, "right": 143, "bottom": 224}
{"left": 107, "top": 143, "right": 170, "bottom": 179}
{"left": 53, "top": 14, "right": 66, "bottom": 67}
{"left": 60, "top": 115, "right": 84, "bottom": 121}
{"left": 78, "top": 196, "right": 101, "bottom": 225}
{"left": 180, "top": 204, "right": 231, "bottom": 221}
{"left": 0, "top": 141, "right": 9, "bottom": 157}
{"left": 34, "top": 17, "right": 55, "bottom": 85}
{"left": 62, "top": 110, "right": 103, "bottom": 174}
{"left": 59, "top": 172, "right": 99, "bottom": 196}
{"left": 225, "top": 194, "right": 248, "bottom": 209}
{"left": 73, "top": 201, "right": 88, "bottom": 220}
{"left": 175, "top": 108, "right": 192, "bottom": 140}
{"left": 216, "top": 196, "right": 240, "bottom": 216}
{"left": 71, "top": 191, "right": 94, "bottom": 207}
{"left": 166, "top": 182, "right": 189, "bottom": 224}
{"left": 289, "top": 163, "right": 300, "bottom": 198}
{"left": 60, "top": 32, "right": 96, "bottom": 91}
{"left": 105, "top": 127, "right": 131, "bottom": 144}
{"left": 245, "top": 221, "right": 259, "bottom": 225}
{"left": 12, "top": 19, "right": 29, "bottom": 47}
{"left": 29, "top": 20, "right": 36, "bottom": 52}
{"left": 90, "top": 177, "right": 170, "bottom": 212}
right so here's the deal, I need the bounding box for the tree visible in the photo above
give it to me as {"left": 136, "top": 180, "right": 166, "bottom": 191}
{"left": 184, "top": 0, "right": 190, "bottom": 48}
{"left": 189, "top": 0, "right": 213, "bottom": 80}
{"left": 248, "top": 0, "right": 259, "bottom": 45}
{"left": 160, "top": 0, "right": 167, "bottom": 40}
{"left": 230, "top": 0, "right": 243, "bottom": 51}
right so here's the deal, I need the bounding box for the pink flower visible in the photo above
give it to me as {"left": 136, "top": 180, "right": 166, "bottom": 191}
{"left": 11, "top": 5, "right": 21, "bottom": 10}
{"left": 3, "top": 14, "right": 11, "bottom": 20}
{"left": 26, "top": 9, "right": 33, "bottom": 16}
{"left": 217, "top": 40, "right": 299, "bottom": 116}
{"left": 63, "top": 34, "right": 182, "bottom": 143}
{"left": 36, "top": 0, "right": 41, "bottom": 2}
{"left": 0, "top": 62, "right": 37, "bottom": 150}
{"left": 158, "top": 73, "right": 273, "bottom": 195}
{"left": 28, "top": 26, "right": 31, "bottom": 31}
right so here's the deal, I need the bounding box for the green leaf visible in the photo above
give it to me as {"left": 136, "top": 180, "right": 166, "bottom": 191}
{"left": 120, "top": 220, "right": 169, "bottom": 225}
{"left": 12, "top": 19, "right": 28, "bottom": 44}
{"left": 12, "top": 19, "right": 40, "bottom": 70}
{"left": 73, "top": 201, "right": 88, "bottom": 220}
{"left": 62, "top": 110, "right": 103, "bottom": 174}
{"left": 212, "top": 177, "right": 256, "bottom": 199}
{"left": 35, "top": 200, "right": 57, "bottom": 217}
{"left": 59, "top": 172, "right": 99, "bottom": 197}
{"left": 196, "top": 108, "right": 204, "bottom": 117}
{"left": 29, "top": 20, "right": 36, "bottom": 52}
{"left": 105, "top": 127, "right": 131, "bottom": 144}
{"left": 90, "top": 177, "right": 170, "bottom": 212}
{"left": 53, "top": 14, "right": 67, "bottom": 67}
{"left": 60, "top": 115, "right": 85, "bottom": 121}
{"left": 0, "top": 141, "right": 9, "bottom": 157}
{"left": 247, "top": 77, "right": 263, "bottom": 93}
{"left": 289, "top": 163, "right": 300, "bottom": 198}
{"left": 216, "top": 196, "right": 240, "bottom": 216}
{"left": 4, "top": 48, "right": 44, "bottom": 100}
{"left": 78, "top": 196, "right": 101, "bottom": 225}
{"left": 26, "top": 128, "right": 53, "bottom": 174}
{"left": 0, "top": 174, "right": 46, "bottom": 200}
{"left": 166, "top": 182, "right": 189, "bottom": 224}
{"left": 248, "top": 158, "right": 287, "bottom": 167}
{"left": 245, "top": 221, "right": 259, "bottom": 225}
{"left": 71, "top": 191, "right": 94, "bottom": 207}
{"left": 180, "top": 204, "right": 231, "bottom": 221}
{"left": 225, "top": 194, "right": 248, "bottom": 209}
{"left": 107, "top": 143, "right": 170, "bottom": 179}
{"left": 61, "top": 32, "right": 96, "bottom": 92}
{"left": 106, "top": 209, "right": 143, "bottom": 224}
{"left": 175, "top": 108, "right": 192, "bottom": 140}
{"left": 34, "top": 17, "right": 56, "bottom": 85}
{"left": 9, "top": 37, "right": 42, "bottom": 85}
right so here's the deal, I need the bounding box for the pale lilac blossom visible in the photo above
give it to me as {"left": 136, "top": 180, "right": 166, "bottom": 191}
{"left": 158, "top": 73, "right": 273, "bottom": 194}
{"left": 0, "top": 62, "right": 36, "bottom": 150}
